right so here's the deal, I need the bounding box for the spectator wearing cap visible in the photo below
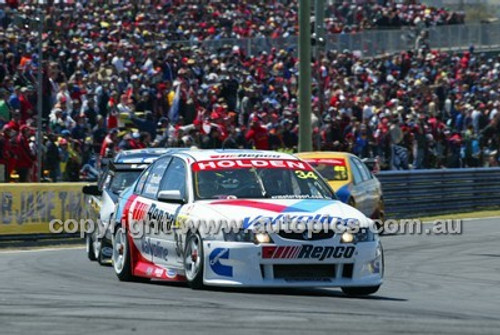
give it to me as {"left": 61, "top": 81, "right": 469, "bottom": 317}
{"left": 18, "top": 87, "right": 34, "bottom": 122}
{"left": 56, "top": 83, "right": 73, "bottom": 114}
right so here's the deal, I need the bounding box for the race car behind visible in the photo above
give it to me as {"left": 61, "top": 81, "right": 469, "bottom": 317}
{"left": 83, "top": 148, "right": 185, "bottom": 264}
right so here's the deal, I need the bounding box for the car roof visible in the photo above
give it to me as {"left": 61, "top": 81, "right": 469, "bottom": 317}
{"left": 113, "top": 148, "right": 187, "bottom": 164}
{"left": 172, "top": 149, "right": 299, "bottom": 162}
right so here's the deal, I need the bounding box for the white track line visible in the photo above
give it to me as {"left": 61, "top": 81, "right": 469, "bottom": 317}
{"left": 0, "top": 246, "right": 85, "bottom": 254}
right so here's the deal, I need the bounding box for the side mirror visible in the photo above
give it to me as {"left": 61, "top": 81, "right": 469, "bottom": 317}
{"left": 158, "top": 190, "right": 186, "bottom": 204}
{"left": 82, "top": 185, "right": 102, "bottom": 196}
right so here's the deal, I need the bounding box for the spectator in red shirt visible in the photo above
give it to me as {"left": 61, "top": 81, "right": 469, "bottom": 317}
{"left": 0, "top": 126, "right": 11, "bottom": 181}
{"left": 245, "top": 117, "right": 269, "bottom": 150}
{"left": 18, "top": 87, "right": 34, "bottom": 122}
{"left": 15, "top": 125, "right": 35, "bottom": 182}
{"left": 100, "top": 128, "right": 119, "bottom": 160}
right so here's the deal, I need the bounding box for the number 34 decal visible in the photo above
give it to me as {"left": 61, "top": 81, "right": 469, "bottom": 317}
{"left": 295, "top": 170, "right": 318, "bottom": 180}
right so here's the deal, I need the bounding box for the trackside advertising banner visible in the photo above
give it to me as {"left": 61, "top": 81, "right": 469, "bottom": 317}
{"left": 0, "top": 183, "right": 86, "bottom": 235}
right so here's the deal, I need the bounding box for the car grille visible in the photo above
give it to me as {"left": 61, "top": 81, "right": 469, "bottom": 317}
{"left": 277, "top": 230, "right": 335, "bottom": 241}
{"left": 273, "top": 264, "right": 336, "bottom": 280}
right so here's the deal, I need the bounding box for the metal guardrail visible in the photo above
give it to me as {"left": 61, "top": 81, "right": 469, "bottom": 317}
{"left": 172, "top": 23, "right": 500, "bottom": 57}
{"left": 377, "top": 168, "right": 500, "bottom": 218}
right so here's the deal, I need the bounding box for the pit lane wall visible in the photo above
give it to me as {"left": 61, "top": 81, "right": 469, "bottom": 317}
{"left": 0, "top": 183, "right": 87, "bottom": 239}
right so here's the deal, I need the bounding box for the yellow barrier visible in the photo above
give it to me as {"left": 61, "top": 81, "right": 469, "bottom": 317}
{"left": 0, "top": 183, "right": 87, "bottom": 235}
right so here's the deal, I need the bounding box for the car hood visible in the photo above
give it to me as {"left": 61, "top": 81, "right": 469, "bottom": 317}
{"left": 192, "top": 198, "right": 369, "bottom": 228}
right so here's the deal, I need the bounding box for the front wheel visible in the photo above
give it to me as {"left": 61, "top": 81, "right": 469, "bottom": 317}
{"left": 183, "top": 233, "right": 204, "bottom": 289}
{"left": 112, "top": 227, "right": 134, "bottom": 281}
{"left": 341, "top": 285, "right": 380, "bottom": 296}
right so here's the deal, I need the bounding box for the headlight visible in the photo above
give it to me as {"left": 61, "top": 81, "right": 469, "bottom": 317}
{"left": 254, "top": 233, "right": 271, "bottom": 244}
{"left": 223, "top": 230, "right": 273, "bottom": 244}
{"left": 340, "top": 228, "right": 375, "bottom": 243}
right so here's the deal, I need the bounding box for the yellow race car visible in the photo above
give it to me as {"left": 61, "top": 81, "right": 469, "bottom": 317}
{"left": 295, "top": 152, "right": 384, "bottom": 221}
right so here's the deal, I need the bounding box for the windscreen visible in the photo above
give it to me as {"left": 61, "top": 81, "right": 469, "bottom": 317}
{"left": 192, "top": 159, "right": 335, "bottom": 200}
{"left": 110, "top": 171, "right": 142, "bottom": 194}
{"left": 303, "top": 158, "right": 348, "bottom": 181}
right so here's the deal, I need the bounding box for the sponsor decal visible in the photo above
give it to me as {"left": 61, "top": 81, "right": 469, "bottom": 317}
{"left": 192, "top": 159, "right": 311, "bottom": 171}
{"left": 243, "top": 213, "right": 339, "bottom": 229}
{"left": 242, "top": 215, "right": 359, "bottom": 230}
{"left": 210, "top": 154, "right": 282, "bottom": 159}
{"left": 262, "top": 245, "right": 355, "bottom": 260}
{"left": 211, "top": 199, "right": 333, "bottom": 215}
{"left": 304, "top": 158, "right": 346, "bottom": 166}
{"left": 0, "top": 184, "right": 84, "bottom": 235}
{"left": 166, "top": 269, "right": 177, "bottom": 278}
{"left": 146, "top": 203, "right": 176, "bottom": 232}
{"left": 209, "top": 248, "right": 233, "bottom": 277}
{"left": 132, "top": 201, "right": 149, "bottom": 221}
{"left": 154, "top": 268, "right": 164, "bottom": 277}
{"left": 141, "top": 239, "right": 169, "bottom": 261}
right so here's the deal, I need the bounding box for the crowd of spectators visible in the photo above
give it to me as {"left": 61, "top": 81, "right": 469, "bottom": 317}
{"left": 1, "top": 1, "right": 496, "bottom": 183}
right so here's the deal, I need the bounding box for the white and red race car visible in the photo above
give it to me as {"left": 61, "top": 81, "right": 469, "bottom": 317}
{"left": 111, "top": 150, "right": 384, "bottom": 295}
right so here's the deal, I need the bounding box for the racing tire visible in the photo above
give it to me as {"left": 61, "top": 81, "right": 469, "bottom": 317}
{"left": 341, "top": 285, "right": 380, "bottom": 296}
{"left": 98, "top": 215, "right": 113, "bottom": 266}
{"left": 98, "top": 238, "right": 111, "bottom": 266}
{"left": 112, "top": 227, "right": 134, "bottom": 282}
{"left": 86, "top": 233, "right": 97, "bottom": 261}
{"left": 183, "top": 233, "right": 204, "bottom": 289}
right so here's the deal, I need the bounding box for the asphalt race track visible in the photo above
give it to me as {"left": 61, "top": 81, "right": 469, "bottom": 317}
{"left": 1, "top": 218, "right": 499, "bottom": 335}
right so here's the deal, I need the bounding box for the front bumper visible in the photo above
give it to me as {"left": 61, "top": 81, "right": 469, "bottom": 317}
{"left": 203, "top": 240, "right": 383, "bottom": 288}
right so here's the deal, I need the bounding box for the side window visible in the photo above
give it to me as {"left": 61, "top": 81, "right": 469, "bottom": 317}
{"left": 159, "top": 158, "right": 187, "bottom": 199}
{"left": 141, "top": 157, "right": 171, "bottom": 198}
{"left": 360, "top": 161, "right": 373, "bottom": 180}
{"left": 135, "top": 169, "right": 150, "bottom": 194}
{"left": 350, "top": 158, "right": 364, "bottom": 185}
{"left": 97, "top": 169, "right": 110, "bottom": 191}
{"left": 102, "top": 174, "right": 112, "bottom": 190}
{"left": 353, "top": 158, "right": 371, "bottom": 181}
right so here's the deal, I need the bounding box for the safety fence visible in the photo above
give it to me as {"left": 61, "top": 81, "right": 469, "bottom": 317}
{"left": 170, "top": 23, "right": 500, "bottom": 57}
{"left": 377, "top": 168, "right": 500, "bottom": 219}
{"left": 1, "top": 168, "right": 500, "bottom": 240}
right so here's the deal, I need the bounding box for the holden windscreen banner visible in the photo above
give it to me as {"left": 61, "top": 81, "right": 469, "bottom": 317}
{"left": 191, "top": 159, "right": 313, "bottom": 171}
